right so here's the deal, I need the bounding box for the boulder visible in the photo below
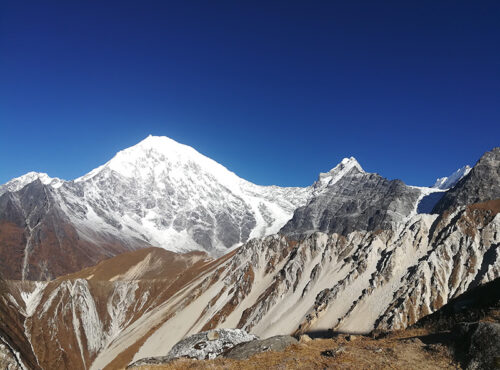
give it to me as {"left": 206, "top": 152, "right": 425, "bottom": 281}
{"left": 223, "top": 335, "right": 298, "bottom": 360}
{"left": 128, "top": 329, "right": 257, "bottom": 367}
{"left": 453, "top": 321, "right": 500, "bottom": 370}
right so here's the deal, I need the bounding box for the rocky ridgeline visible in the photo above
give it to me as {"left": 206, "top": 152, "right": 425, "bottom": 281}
{"left": 281, "top": 165, "right": 422, "bottom": 237}
{"left": 433, "top": 147, "right": 500, "bottom": 213}
{"left": 0, "top": 135, "right": 352, "bottom": 280}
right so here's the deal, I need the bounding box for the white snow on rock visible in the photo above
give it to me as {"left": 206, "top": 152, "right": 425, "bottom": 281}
{"left": 432, "top": 165, "right": 471, "bottom": 189}
{"left": 314, "top": 157, "right": 364, "bottom": 191}
{"left": 1, "top": 136, "right": 367, "bottom": 257}
{"left": 20, "top": 282, "right": 47, "bottom": 317}
{"left": 0, "top": 172, "right": 63, "bottom": 195}
{"left": 165, "top": 329, "right": 257, "bottom": 361}
{"left": 0, "top": 135, "right": 469, "bottom": 258}
{"left": 66, "top": 135, "right": 315, "bottom": 254}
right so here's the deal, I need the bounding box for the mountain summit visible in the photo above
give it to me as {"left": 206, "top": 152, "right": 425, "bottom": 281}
{"left": 314, "top": 157, "right": 364, "bottom": 189}
{"left": 0, "top": 135, "right": 328, "bottom": 279}
{"left": 432, "top": 165, "right": 471, "bottom": 190}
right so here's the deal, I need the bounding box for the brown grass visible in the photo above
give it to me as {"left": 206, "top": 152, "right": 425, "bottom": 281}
{"left": 130, "top": 329, "right": 458, "bottom": 370}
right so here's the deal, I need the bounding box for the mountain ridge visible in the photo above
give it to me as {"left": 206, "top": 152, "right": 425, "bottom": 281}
{"left": 0, "top": 136, "right": 480, "bottom": 281}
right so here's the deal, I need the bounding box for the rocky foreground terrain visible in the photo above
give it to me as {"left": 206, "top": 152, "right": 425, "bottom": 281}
{"left": 0, "top": 139, "right": 498, "bottom": 369}
{"left": 129, "top": 278, "right": 500, "bottom": 370}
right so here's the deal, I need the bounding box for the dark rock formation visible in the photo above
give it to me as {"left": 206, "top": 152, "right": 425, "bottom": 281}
{"left": 281, "top": 167, "right": 421, "bottom": 237}
{"left": 414, "top": 278, "right": 500, "bottom": 332}
{"left": 453, "top": 322, "right": 500, "bottom": 370}
{"left": 223, "top": 335, "right": 298, "bottom": 359}
{"left": 433, "top": 147, "right": 500, "bottom": 214}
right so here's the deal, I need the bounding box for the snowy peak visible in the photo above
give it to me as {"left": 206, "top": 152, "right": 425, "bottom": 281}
{"left": 315, "top": 156, "right": 364, "bottom": 189}
{"left": 432, "top": 165, "right": 471, "bottom": 189}
{"left": 66, "top": 135, "right": 314, "bottom": 257}
{"left": 0, "top": 171, "right": 63, "bottom": 195}
{"left": 76, "top": 135, "right": 244, "bottom": 193}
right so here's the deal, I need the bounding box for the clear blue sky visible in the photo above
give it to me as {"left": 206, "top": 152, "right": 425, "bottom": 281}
{"left": 1, "top": 1, "right": 499, "bottom": 187}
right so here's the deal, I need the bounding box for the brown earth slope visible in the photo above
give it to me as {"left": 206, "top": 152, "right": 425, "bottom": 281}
{"left": 0, "top": 276, "right": 40, "bottom": 369}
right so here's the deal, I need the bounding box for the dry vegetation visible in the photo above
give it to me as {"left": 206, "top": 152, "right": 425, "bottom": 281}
{"left": 131, "top": 329, "right": 458, "bottom": 370}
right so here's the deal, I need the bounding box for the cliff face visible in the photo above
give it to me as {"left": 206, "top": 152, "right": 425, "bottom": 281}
{"left": 281, "top": 166, "right": 422, "bottom": 237}
{"left": 433, "top": 147, "right": 500, "bottom": 214}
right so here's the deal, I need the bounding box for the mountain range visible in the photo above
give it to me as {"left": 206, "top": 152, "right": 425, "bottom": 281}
{"left": 0, "top": 135, "right": 465, "bottom": 281}
{"left": 0, "top": 136, "right": 498, "bottom": 370}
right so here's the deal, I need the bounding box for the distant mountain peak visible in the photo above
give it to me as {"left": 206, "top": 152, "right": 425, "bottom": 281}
{"left": 315, "top": 156, "right": 364, "bottom": 189}
{"left": 432, "top": 165, "right": 471, "bottom": 190}
{"left": 134, "top": 134, "right": 195, "bottom": 153}
{"left": 0, "top": 171, "right": 63, "bottom": 195}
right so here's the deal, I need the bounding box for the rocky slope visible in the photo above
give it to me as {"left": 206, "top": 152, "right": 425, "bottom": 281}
{"left": 0, "top": 179, "right": 134, "bottom": 281}
{"left": 433, "top": 147, "right": 500, "bottom": 213}
{"left": 4, "top": 197, "right": 497, "bottom": 369}
{"left": 3, "top": 247, "right": 216, "bottom": 370}
{"left": 0, "top": 276, "right": 40, "bottom": 370}
{"left": 280, "top": 161, "right": 423, "bottom": 237}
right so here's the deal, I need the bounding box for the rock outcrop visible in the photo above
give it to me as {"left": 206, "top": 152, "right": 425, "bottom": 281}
{"left": 454, "top": 322, "right": 500, "bottom": 370}
{"left": 128, "top": 329, "right": 257, "bottom": 367}
{"left": 223, "top": 335, "right": 298, "bottom": 359}
{"left": 433, "top": 147, "right": 500, "bottom": 213}
{"left": 281, "top": 166, "right": 422, "bottom": 237}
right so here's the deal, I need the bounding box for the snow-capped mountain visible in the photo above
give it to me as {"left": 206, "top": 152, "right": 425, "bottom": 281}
{"left": 65, "top": 135, "right": 312, "bottom": 253}
{"left": 312, "top": 156, "right": 364, "bottom": 190}
{"left": 432, "top": 165, "right": 471, "bottom": 189}
{"left": 0, "top": 135, "right": 476, "bottom": 281}
{"left": 0, "top": 172, "right": 63, "bottom": 196}
{"left": 1, "top": 135, "right": 379, "bottom": 280}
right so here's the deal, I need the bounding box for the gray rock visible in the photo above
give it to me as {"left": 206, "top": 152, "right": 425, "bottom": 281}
{"left": 454, "top": 321, "right": 500, "bottom": 370}
{"left": 223, "top": 335, "right": 298, "bottom": 360}
{"left": 433, "top": 147, "right": 500, "bottom": 214}
{"left": 281, "top": 167, "right": 421, "bottom": 237}
{"left": 126, "top": 355, "right": 170, "bottom": 368}
{"left": 129, "top": 329, "right": 257, "bottom": 367}
{"left": 167, "top": 328, "right": 257, "bottom": 360}
{"left": 0, "top": 342, "right": 23, "bottom": 370}
{"left": 321, "top": 346, "right": 345, "bottom": 357}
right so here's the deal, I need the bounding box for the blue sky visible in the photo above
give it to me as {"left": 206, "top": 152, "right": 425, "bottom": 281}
{"left": 1, "top": 1, "right": 499, "bottom": 187}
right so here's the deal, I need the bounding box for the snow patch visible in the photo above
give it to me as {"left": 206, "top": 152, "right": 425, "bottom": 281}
{"left": 432, "top": 165, "right": 471, "bottom": 189}
{"left": 20, "top": 282, "right": 47, "bottom": 317}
